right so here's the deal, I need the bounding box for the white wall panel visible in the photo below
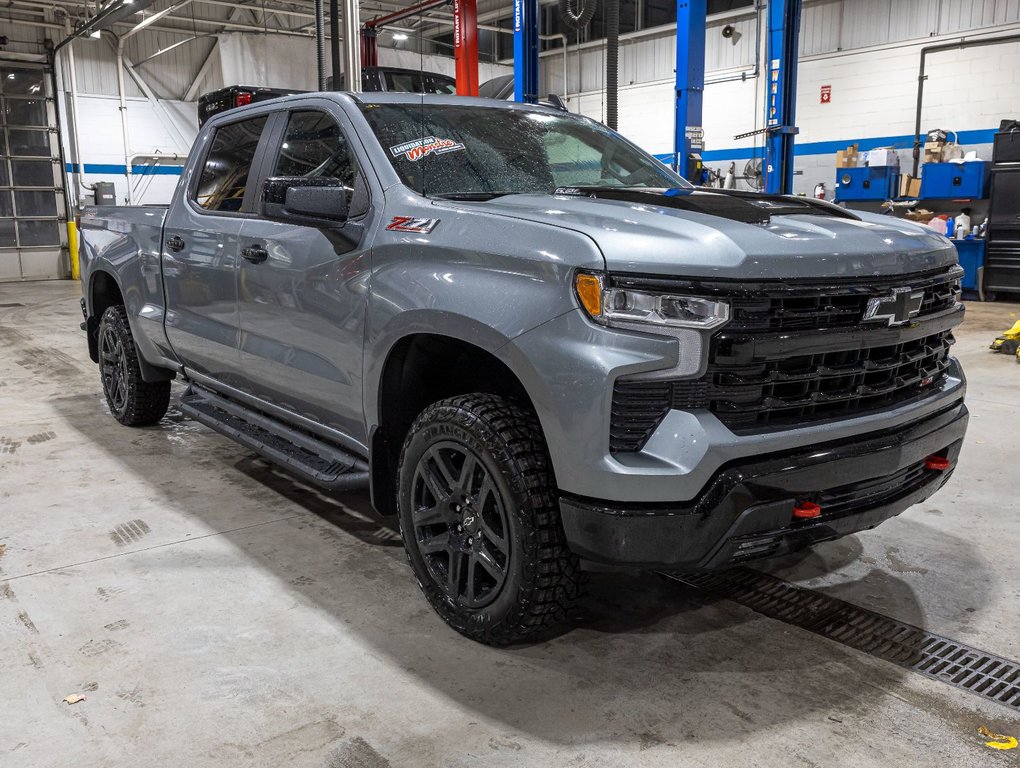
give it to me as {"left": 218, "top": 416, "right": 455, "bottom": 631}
{"left": 73, "top": 94, "right": 197, "bottom": 205}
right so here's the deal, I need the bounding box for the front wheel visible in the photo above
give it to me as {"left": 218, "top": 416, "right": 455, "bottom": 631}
{"left": 98, "top": 305, "right": 171, "bottom": 426}
{"left": 397, "top": 394, "right": 584, "bottom": 645}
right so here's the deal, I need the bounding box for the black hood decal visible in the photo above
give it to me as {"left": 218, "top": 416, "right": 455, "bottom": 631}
{"left": 552, "top": 186, "right": 861, "bottom": 226}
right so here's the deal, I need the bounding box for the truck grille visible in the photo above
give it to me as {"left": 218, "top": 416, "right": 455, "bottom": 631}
{"left": 726, "top": 273, "right": 959, "bottom": 333}
{"left": 609, "top": 268, "right": 963, "bottom": 452}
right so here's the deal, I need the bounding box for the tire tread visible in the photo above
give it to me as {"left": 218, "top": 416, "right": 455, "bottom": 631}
{"left": 398, "top": 393, "right": 585, "bottom": 645}
{"left": 100, "top": 305, "right": 171, "bottom": 426}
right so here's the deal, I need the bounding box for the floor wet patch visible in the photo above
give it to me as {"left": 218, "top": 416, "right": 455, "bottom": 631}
{"left": 665, "top": 567, "right": 1020, "bottom": 713}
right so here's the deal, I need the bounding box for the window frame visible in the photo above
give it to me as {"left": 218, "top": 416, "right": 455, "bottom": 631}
{"left": 257, "top": 106, "right": 370, "bottom": 217}
{"left": 186, "top": 110, "right": 283, "bottom": 219}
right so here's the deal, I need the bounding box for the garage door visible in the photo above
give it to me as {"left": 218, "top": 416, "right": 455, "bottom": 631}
{"left": 0, "top": 62, "right": 67, "bottom": 282}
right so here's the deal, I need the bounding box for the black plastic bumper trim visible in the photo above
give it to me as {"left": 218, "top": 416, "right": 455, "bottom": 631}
{"left": 560, "top": 400, "right": 968, "bottom": 569}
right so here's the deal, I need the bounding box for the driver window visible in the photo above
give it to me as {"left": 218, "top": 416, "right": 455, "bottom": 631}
{"left": 273, "top": 111, "right": 359, "bottom": 201}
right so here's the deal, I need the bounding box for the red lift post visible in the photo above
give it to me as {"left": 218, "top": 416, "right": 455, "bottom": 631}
{"left": 361, "top": 0, "right": 478, "bottom": 97}
{"left": 453, "top": 0, "right": 479, "bottom": 96}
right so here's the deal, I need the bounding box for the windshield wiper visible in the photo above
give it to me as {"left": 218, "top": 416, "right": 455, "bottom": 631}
{"left": 432, "top": 191, "right": 523, "bottom": 201}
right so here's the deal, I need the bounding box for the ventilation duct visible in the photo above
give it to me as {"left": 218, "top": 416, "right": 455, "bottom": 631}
{"left": 559, "top": 0, "right": 596, "bottom": 30}
{"left": 606, "top": 0, "right": 619, "bottom": 130}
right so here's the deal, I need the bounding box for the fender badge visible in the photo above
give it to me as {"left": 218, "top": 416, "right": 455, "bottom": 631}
{"left": 387, "top": 216, "right": 440, "bottom": 234}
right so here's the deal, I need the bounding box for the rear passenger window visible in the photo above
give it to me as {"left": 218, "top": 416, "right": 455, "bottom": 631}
{"left": 274, "top": 111, "right": 358, "bottom": 196}
{"left": 194, "top": 115, "right": 268, "bottom": 212}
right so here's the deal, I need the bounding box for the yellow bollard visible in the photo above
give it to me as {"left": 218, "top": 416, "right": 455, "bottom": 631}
{"left": 67, "top": 221, "right": 79, "bottom": 280}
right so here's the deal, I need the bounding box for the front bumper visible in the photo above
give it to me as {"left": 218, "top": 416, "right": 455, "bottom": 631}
{"left": 559, "top": 400, "right": 968, "bottom": 570}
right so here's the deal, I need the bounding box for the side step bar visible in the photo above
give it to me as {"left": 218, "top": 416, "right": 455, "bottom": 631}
{"left": 178, "top": 384, "right": 370, "bottom": 491}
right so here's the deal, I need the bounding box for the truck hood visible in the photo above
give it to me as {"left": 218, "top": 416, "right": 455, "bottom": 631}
{"left": 440, "top": 188, "right": 955, "bottom": 280}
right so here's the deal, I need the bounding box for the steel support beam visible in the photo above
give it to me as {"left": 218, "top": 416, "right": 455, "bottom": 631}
{"left": 764, "top": 0, "right": 801, "bottom": 195}
{"left": 513, "top": 0, "right": 539, "bottom": 103}
{"left": 673, "top": 0, "right": 706, "bottom": 177}
{"left": 453, "top": 0, "right": 479, "bottom": 96}
{"left": 343, "top": 0, "right": 362, "bottom": 92}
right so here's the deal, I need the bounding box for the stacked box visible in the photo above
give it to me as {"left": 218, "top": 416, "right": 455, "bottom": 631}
{"left": 835, "top": 143, "right": 859, "bottom": 168}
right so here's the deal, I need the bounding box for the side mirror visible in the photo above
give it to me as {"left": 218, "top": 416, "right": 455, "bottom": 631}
{"left": 262, "top": 177, "right": 349, "bottom": 224}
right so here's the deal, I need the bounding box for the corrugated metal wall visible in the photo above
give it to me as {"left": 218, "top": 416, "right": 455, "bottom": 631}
{"left": 70, "top": 30, "right": 217, "bottom": 100}
{"left": 544, "top": 0, "right": 1020, "bottom": 99}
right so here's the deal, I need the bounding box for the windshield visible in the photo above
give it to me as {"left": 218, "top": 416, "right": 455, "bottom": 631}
{"left": 359, "top": 103, "right": 690, "bottom": 198}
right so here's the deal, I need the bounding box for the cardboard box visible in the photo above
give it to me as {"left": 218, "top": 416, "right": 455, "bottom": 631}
{"left": 904, "top": 208, "right": 934, "bottom": 222}
{"left": 924, "top": 142, "right": 965, "bottom": 164}
{"left": 868, "top": 148, "right": 900, "bottom": 168}
{"left": 899, "top": 174, "right": 921, "bottom": 198}
{"left": 942, "top": 143, "right": 965, "bottom": 161}
{"left": 835, "top": 143, "right": 859, "bottom": 168}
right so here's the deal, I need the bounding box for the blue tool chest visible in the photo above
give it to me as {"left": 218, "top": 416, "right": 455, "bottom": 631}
{"left": 834, "top": 166, "right": 898, "bottom": 202}
{"left": 920, "top": 161, "right": 990, "bottom": 200}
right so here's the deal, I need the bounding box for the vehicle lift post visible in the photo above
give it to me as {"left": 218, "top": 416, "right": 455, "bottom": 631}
{"left": 513, "top": 0, "right": 540, "bottom": 103}
{"left": 764, "top": 0, "right": 802, "bottom": 194}
{"left": 453, "top": 0, "right": 480, "bottom": 96}
{"left": 673, "top": 0, "right": 707, "bottom": 180}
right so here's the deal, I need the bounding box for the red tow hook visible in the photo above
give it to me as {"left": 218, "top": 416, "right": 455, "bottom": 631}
{"left": 792, "top": 501, "right": 822, "bottom": 519}
{"left": 924, "top": 455, "right": 952, "bottom": 471}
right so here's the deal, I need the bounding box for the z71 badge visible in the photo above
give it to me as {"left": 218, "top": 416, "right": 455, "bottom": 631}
{"left": 386, "top": 216, "right": 440, "bottom": 234}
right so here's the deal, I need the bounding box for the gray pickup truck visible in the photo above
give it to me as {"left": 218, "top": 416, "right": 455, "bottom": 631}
{"left": 79, "top": 93, "right": 968, "bottom": 644}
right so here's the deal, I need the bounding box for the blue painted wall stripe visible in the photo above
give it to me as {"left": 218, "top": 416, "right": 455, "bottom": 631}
{"left": 65, "top": 162, "right": 184, "bottom": 176}
{"left": 655, "top": 128, "right": 1000, "bottom": 164}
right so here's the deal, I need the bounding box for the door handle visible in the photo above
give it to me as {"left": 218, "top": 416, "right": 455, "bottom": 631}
{"left": 241, "top": 245, "right": 269, "bottom": 264}
{"left": 166, "top": 235, "right": 185, "bottom": 253}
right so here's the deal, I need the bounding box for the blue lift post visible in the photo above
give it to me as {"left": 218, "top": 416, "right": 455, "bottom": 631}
{"left": 764, "top": 0, "right": 802, "bottom": 194}
{"left": 674, "top": 0, "right": 707, "bottom": 178}
{"left": 513, "top": 0, "right": 539, "bottom": 103}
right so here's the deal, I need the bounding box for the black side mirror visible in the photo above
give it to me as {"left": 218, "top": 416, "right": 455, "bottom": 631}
{"left": 263, "top": 177, "right": 349, "bottom": 224}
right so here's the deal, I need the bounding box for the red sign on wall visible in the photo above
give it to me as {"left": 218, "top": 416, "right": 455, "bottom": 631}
{"left": 820, "top": 85, "right": 832, "bottom": 104}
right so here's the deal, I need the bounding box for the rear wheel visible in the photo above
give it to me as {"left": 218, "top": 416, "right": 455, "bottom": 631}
{"left": 397, "top": 394, "right": 584, "bottom": 645}
{"left": 98, "top": 305, "right": 170, "bottom": 426}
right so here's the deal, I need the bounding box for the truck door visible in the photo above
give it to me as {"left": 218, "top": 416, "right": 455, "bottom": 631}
{"left": 162, "top": 113, "right": 272, "bottom": 384}
{"left": 235, "top": 107, "right": 374, "bottom": 442}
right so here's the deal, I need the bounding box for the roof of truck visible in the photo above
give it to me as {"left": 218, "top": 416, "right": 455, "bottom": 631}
{"left": 268, "top": 90, "right": 568, "bottom": 113}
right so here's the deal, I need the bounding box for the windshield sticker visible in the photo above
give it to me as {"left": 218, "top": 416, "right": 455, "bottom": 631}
{"left": 389, "top": 136, "right": 465, "bottom": 162}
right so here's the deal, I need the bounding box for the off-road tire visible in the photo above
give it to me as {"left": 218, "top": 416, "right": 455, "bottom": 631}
{"left": 397, "top": 394, "right": 585, "bottom": 645}
{"left": 98, "top": 305, "right": 171, "bottom": 426}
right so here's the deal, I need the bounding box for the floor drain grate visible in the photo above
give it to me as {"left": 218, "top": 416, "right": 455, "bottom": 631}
{"left": 664, "top": 567, "right": 1020, "bottom": 712}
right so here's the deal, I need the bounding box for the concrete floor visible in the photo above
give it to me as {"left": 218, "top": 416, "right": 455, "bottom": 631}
{"left": 2, "top": 280, "right": 1019, "bottom": 767}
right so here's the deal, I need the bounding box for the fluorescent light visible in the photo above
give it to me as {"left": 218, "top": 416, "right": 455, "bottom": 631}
{"left": 392, "top": 32, "right": 408, "bottom": 40}
{"left": 89, "top": 29, "right": 102, "bottom": 38}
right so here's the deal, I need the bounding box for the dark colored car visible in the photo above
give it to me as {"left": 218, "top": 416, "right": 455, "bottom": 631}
{"left": 329, "top": 66, "right": 457, "bottom": 94}
{"left": 197, "top": 85, "right": 306, "bottom": 127}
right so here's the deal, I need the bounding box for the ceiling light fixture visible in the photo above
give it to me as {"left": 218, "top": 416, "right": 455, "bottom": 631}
{"left": 392, "top": 32, "right": 408, "bottom": 40}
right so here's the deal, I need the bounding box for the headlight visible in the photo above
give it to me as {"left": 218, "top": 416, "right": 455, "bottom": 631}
{"left": 574, "top": 272, "right": 729, "bottom": 330}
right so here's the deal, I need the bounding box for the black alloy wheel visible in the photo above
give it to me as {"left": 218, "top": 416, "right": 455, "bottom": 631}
{"left": 97, "top": 305, "right": 171, "bottom": 426}
{"left": 397, "top": 393, "right": 585, "bottom": 645}
{"left": 410, "top": 441, "right": 510, "bottom": 609}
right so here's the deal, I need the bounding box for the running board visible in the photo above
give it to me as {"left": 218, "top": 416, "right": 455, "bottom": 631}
{"left": 178, "top": 384, "right": 370, "bottom": 491}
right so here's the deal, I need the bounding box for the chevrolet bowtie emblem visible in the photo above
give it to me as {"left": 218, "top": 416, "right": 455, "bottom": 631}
{"left": 863, "top": 288, "right": 925, "bottom": 326}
